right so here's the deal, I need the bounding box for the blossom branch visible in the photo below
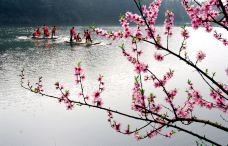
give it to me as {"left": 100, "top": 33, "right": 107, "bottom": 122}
{"left": 20, "top": 69, "right": 225, "bottom": 145}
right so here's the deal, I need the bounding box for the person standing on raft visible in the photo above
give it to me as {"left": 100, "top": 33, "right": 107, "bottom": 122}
{"left": 70, "top": 27, "right": 75, "bottom": 42}
{"left": 51, "top": 26, "right": 57, "bottom": 38}
{"left": 84, "top": 30, "right": 92, "bottom": 43}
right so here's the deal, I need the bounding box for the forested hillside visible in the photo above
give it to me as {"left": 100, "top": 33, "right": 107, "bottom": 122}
{"left": 0, "top": 0, "right": 189, "bottom": 25}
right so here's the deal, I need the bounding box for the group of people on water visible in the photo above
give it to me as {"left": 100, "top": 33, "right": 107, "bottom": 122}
{"left": 33, "top": 25, "right": 56, "bottom": 38}
{"left": 70, "top": 26, "right": 92, "bottom": 43}
{"left": 33, "top": 25, "right": 92, "bottom": 43}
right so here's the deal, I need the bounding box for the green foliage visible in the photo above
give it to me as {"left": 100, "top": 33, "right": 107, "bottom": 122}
{"left": 118, "top": 43, "right": 125, "bottom": 49}
{"left": 205, "top": 69, "right": 209, "bottom": 75}
{"left": 171, "top": 130, "right": 176, "bottom": 135}
{"left": 77, "top": 61, "right": 82, "bottom": 67}
{"left": 134, "top": 75, "right": 140, "bottom": 83}
{"left": 119, "top": 14, "right": 125, "bottom": 20}
{"left": 187, "top": 79, "right": 192, "bottom": 84}
{"left": 89, "top": 23, "right": 97, "bottom": 30}
{"left": 140, "top": 88, "right": 145, "bottom": 95}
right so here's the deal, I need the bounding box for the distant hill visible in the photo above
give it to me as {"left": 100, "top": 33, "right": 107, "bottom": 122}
{"left": 0, "top": 0, "right": 189, "bottom": 26}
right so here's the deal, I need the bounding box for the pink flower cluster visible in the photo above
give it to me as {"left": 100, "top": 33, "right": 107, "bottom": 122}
{"left": 112, "top": 121, "right": 121, "bottom": 132}
{"left": 125, "top": 12, "right": 144, "bottom": 26}
{"left": 149, "top": 103, "right": 162, "bottom": 113}
{"left": 146, "top": 128, "right": 161, "bottom": 139}
{"left": 120, "top": 17, "right": 131, "bottom": 38}
{"left": 165, "top": 89, "right": 178, "bottom": 104}
{"left": 92, "top": 75, "right": 105, "bottom": 107}
{"left": 154, "top": 70, "right": 174, "bottom": 88}
{"left": 142, "top": 0, "right": 162, "bottom": 38}
{"left": 134, "top": 62, "right": 148, "bottom": 74}
{"left": 213, "top": 31, "right": 228, "bottom": 46}
{"left": 166, "top": 89, "right": 177, "bottom": 100}
{"left": 186, "top": 81, "right": 227, "bottom": 113}
{"left": 131, "top": 81, "right": 146, "bottom": 112}
{"left": 94, "top": 0, "right": 163, "bottom": 41}
{"left": 209, "top": 90, "right": 227, "bottom": 112}
{"left": 75, "top": 64, "right": 105, "bottom": 107}
{"left": 182, "top": 0, "right": 219, "bottom": 32}
{"left": 55, "top": 82, "right": 74, "bottom": 110}
{"left": 181, "top": 27, "right": 190, "bottom": 39}
{"left": 182, "top": 0, "right": 228, "bottom": 46}
{"left": 122, "top": 49, "right": 137, "bottom": 64}
{"left": 94, "top": 10, "right": 147, "bottom": 40}
{"left": 154, "top": 52, "right": 164, "bottom": 62}
{"left": 188, "top": 88, "right": 205, "bottom": 107}
{"left": 107, "top": 111, "right": 122, "bottom": 132}
{"left": 196, "top": 50, "right": 206, "bottom": 62}
{"left": 164, "top": 10, "right": 174, "bottom": 36}
{"left": 94, "top": 28, "right": 123, "bottom": 40}
{"left": 165, "top": 130, "right": 175, "bottom": 138}
{"left": 176, "top": 81, "right": 228, "bottom": 118}
{"left": 121, "top": 47, "right": 148, "bottom": 74}
{"left": 107, "top": 111, "right": 133, "bottom": 136}
{"left": 75, "top": 65, "right": 85, "bottom": 84}
{"left": 134, "top": 132, "right": 142, "bottom": 141}
{"left": 142, "top": 0, "right": 162, "bottom": 26}
{"left": 133, "top": 27, "right": 143, "bottom": 40}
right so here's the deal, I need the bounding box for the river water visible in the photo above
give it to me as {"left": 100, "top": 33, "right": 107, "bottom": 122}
{"left": 0, "top": 26, "right": 227, "bottom": 146}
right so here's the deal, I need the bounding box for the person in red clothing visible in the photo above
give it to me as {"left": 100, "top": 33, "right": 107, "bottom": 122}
{"left": 70, "top": 27, "right": 75, "bottom": 42}
{"left": 51, "top": 26, "right": 56, "bottom": 38}
{"left": 43, "top": 25, "right": 49, "bottom": 37}
{"left": 45, "top": 31, "right": 50, "bottom": 37}
{"left": 32, "top": 29, "right": 38, "bottom": 37}
{"left": 84, "top": 30, "right": 92, "bottom": 43}
{"left": 36, "top": 28, "right": 41, "bottom": 36}
{"left": 74, "top": 33, "right": 82, "bottom": 42}
{"left": 42, "top": 25, "right": 46, "bottom": 37}
{"left": 84, "top": 30, "right": 88, "bottom": 41}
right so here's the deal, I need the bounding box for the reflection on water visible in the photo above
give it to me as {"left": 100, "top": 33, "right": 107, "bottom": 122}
{"left": 0, "top": 26, "right": 227, "bottom": 146}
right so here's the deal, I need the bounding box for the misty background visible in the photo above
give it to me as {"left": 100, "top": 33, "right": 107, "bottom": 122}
{"left": 0, "top": 0, "right": 190, "bottom": 26}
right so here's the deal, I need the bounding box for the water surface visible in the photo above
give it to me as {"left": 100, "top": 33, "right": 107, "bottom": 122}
{"left": 0, "top": 26, "right": 227, "bottom": 146}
